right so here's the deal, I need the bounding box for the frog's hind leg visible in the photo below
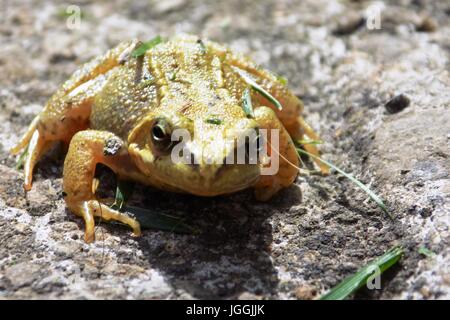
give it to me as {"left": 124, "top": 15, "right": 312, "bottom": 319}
{"left": 253, "top": 107, "right": 300, "bottom": 201}
{"left": 10, "top": 115, "right": 40, "bottom": 155}
{"left": 10, "top": 115, "right": 54, "bottom": 191}
{"left": 11, "top": 40, "right": 140, "bottom": 191}
{"left": 223, "top": 55, "right": 329, "bottom": 174}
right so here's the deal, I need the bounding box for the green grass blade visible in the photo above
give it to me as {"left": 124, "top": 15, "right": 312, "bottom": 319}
{"left": 131, "top": 36, "right": 163, "bottom": 58}
{"left": 418, "top": 246, "right": 436, "bottom": 258}
{"left": 296, "top": 147, "right": 392, "bottom": 219}
{"left": 110, "top": 180, "right": 198, "bottom": 234}
{"left": 232, "top": 66, "right": 283, "bottom": 110}
{"left": 15, "top": 144, "right": 29, "bottom": 170}
{"left": 197, "top": 39, "right": 207, "bottom": 54}
{"left": 298, "top": 139, "right": 323, "bottom": 146}
{"left": 123, "top": 205, "right": 199, "bottom": 234}
{"left": 111, "top": 180, "right": 134, "bottom": 211}
{"left": 56, "top": 7, "right": 86, "bottom": 20}
{"left": 320, "top": 246, "right": 403, "bottom": 300}
{"left": 275, "top": 74, "right": 288, "bottom": 86}
{"left": 242, "top": 88, "right": 254, "bottom": 118}
{"left": 205, "top": 118, "right": 223, "bottom": 125}
{"left": 267, "top": 69, "right": 288, "bottom": 86}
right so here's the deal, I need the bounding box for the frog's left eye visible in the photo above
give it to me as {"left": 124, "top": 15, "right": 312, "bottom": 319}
{"left": 151, "top": 118, "right": 173, "bottom": 153}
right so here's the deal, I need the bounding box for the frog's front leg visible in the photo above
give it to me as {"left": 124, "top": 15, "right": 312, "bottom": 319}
{"left": 253, "top": 107, "right": 300, "bottom": 201}
{"left": 63, "top": 130, "right": 141, "bottom": 243}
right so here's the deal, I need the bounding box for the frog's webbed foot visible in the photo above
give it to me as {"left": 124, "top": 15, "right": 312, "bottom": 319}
{"left": 253, "top": 107, "right": 300, "bottom": 201}
{"left": 63, "top": 130, "right": 141, "bottom": 243}
{"left": 71, "top": 199, "right": 141, "bottom": 243}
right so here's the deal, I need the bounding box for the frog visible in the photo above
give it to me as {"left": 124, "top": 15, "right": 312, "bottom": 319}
{"left": 11, "top": 35, "right": 328, "bottom": 242}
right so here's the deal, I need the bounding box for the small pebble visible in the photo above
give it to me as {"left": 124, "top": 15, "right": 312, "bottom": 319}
{"left": 332, "top": 14, "right": 365, "bottom": 36}
{"left": 294, "top": 284, "right": 318, "bottom": 300}
{"left": 71, "top": 233, "right": 79, "bottom": 240}
{"left": 237, "top": 292, "right": 263, "bottom": 300}
{"left": 385, "top": 94, "right": 410, "bottom": 114}
{"left": 420, "top": 286, "right": 431, "bottom": 298}
{"left": 416, "top": 17, "right": 437, "bottom": 33}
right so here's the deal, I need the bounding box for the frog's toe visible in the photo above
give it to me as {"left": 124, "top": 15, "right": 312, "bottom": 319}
{"left": 72, "top": 200, "right": 141, "bottom": 243}
{"left": 78, "top": 201, "right": 96, "bottom": 243}
{"left": 88, "top": 200, "right": 141, "bottom": 237}
{"left": 23, "top": 130, "right": 53, "bottom": 191}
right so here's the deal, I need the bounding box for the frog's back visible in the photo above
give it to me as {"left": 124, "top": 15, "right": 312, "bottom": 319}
{"left": 90, "top": 35, "right": 249, "bottom": 140}
{"left": 89, "top": 50, "right": 159, "bottom": 140}
{"left": 34, "top": 35, "right": 286, "bottom": 145}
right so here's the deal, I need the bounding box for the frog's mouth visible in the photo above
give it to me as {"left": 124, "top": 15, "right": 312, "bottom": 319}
{"left": 174, "top": 163, "right": 261, "bottom": 196}
{"left": 129, "top": 142, "right": 261, "bottom": 196}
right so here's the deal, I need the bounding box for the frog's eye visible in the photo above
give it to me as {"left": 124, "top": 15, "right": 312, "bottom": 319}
{"left": 151, "top": 118, "right": 173, "bottom": 153}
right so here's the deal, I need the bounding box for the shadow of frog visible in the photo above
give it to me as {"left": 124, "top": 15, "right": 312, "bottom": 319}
{"left": 133, "top": 187, "right": 279, "bottom": 299}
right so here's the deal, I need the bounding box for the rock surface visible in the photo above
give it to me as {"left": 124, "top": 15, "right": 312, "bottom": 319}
{"left": 0, "top": 0, "right": 449, "bottom": 299}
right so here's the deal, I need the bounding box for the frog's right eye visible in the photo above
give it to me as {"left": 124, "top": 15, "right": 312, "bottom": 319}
{"left": 151, "top": 118, "right": 173, "bottom": 153}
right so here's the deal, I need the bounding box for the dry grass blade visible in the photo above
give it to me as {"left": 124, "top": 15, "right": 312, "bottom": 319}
{"left": 296, "top": 147, "right": 392, "bottom": 219}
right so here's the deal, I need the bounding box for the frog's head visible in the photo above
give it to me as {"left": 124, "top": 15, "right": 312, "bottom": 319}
{"left": 128, "top": 111, "right": 263, "bottom": 196}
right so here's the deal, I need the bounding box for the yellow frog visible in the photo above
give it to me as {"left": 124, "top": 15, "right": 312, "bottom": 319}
{"left": 11, "top": 35, "right": 327, "bottom": 242}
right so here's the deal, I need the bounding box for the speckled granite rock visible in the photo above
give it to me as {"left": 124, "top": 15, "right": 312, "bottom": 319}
{"left": 0, "top": 0, "right": 449, "bottom": 299}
